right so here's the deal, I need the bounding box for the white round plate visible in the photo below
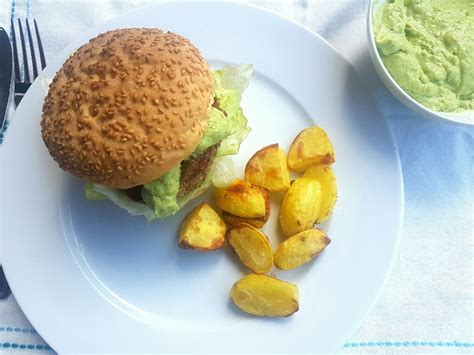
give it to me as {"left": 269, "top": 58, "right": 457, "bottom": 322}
{"left": 1, "top": 2, "right": 403, "bottom": 353}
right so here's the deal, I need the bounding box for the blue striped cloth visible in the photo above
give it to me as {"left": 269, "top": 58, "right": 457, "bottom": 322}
{"left": 0, "top": 1, "right": 472, "bottom": 354}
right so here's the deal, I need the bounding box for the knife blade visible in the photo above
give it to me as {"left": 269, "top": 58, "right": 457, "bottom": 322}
{"left": 0, "top": 27, "right": 13, "bottom": 139}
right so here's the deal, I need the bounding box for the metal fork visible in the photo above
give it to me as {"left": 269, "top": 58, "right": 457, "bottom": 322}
{"left": 11, "top": 18, "right": 46, "bottom": 106}
{"left": 0, "top": 19, "right": 46, "bottom": 300}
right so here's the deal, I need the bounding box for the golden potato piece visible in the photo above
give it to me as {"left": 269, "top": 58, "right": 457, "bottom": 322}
{"left": 179, "top": 203, "right": 226, "bottom": 251}
{"left": 288, "top": 126, "right": 335, "bottom": 172}
{"left": 222, "top": 212, "right": 265, "bottom": 228}
{"left": 230, "top": 274, "right": 299, "bottom": 317}
{"left": 245, "top": 144, "right": 291, "bottom": 192}
{"left": 227, "top": 223, "right": 273, "bottom": 274}
{"left": 214, "top": 179, "right": 268, "bottom": 219}
{"left": 279, "top": 178, "right": 321, "bottom": 237}
{"left": 222, "top": 186, "right": 271, "bottom": 228}
{"left": 303, "top": 165, "right": 337, "bottom": 224}
{"left": 274, "top": 228, "right": 331, "bottom": 270}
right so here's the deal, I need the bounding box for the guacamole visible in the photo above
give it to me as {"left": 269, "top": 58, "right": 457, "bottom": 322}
{"left": 374, "top": 0, "right": 474, "bottom": 112}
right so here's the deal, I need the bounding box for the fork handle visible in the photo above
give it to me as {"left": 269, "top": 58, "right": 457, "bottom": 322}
{"left": 15, "top": 82, "right": 30, "bottom": 94}
{"left": 14, "top": 94, "right": 23, "bottom": 107}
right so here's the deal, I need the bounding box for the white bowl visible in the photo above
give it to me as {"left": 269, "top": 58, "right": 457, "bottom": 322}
{"left": 367, "top": 0, "right": 474, "bottom": 126}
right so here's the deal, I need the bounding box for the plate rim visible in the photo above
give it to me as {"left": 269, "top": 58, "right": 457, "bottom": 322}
{"left": 1, "top": 1, "right": 404, "bottom": 352}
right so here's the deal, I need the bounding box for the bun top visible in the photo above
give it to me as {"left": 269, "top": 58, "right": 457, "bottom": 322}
{"left": 41, "top": 28, "right": 214, "bottom": 189}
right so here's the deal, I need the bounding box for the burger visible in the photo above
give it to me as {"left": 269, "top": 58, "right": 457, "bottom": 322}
{"left": 41, "top": 28, "right": 251, "bottom": 220}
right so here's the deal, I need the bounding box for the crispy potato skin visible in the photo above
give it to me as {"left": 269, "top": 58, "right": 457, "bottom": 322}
{"left": 279, "top": 178, "right": 322, "bottom": 237}
{"left": 222, "top": 212, "right": 265, "bottom": 228}
{"left": 303, "top": 165, "right": 337, "bottom": 223}
{"left": 179, "top": 203, "right": 226, "bottom": 251}
{"left": 245, "top": 144, "right": 291, "bottom": 192}
{"left": 274, "top": 228, "right": 331, "bottom": 270}
{"left": 227, "top": 223, "right": 273, "bottom": 274}
{"left": 288, "top": 126, "right": 335, "bottom": 172}
{"left": 256, "top": 185, "right": 271, "bottom": 223}
{"left": 214, "top": 179, "right": 268, "bottom": 219}
{"left": 230, "top": 274, "right": 299, "bottom": 317}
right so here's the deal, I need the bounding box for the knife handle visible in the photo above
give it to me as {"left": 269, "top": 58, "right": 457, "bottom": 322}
{"left": 0, "top": 266, "right": 11, "bottom": 299}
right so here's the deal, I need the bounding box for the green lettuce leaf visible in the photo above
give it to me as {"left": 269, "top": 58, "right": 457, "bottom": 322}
{"left": 217, "top": 109, "right": 251, "bottom": 156}
{"left": 91, "top": 184, "right": 156, "bottom": 222}
{"left": 209, "top": 156, "right": 238, "bottom": 188}
{"left": 215, "top": 63, "right": 253, "bottom": 102}
{"left": 84, "top": 183, "right": 107, "bottom": 201}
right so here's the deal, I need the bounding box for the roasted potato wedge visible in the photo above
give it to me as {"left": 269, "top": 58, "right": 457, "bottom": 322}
{"left": 222, "top": 212, "right": 265, "bottom": 228}
{"left": 230, "top": 274, "right": 299, "bottom": 317}
{"left": 288, "top": 126, "right": 335, "bottom": 172}
{"left": 222, "top": 186, "right": 271, "bottom": 228}
{"left": 245, "top": 144, "right": 291, "bottom": 192}
{"left": 274, "top": 228, "right": 331, "bottom": 270}
{"left": 214, "top": 179, "right": 269, "bottom": 219}
{"left": 179, "top": 203, "right": 226, "bottom": 251}
{"left": 227, "top": 223, "right": 273, "bottom": 274}
{"left": 279, "top": 178, "right": 321, "bottom": 237}
{"left": 303, "top": 165, "right": 337, "bottom": 224}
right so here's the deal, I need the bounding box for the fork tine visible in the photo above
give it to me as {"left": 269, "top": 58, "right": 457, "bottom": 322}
{"left": 10, "top": 18, "right": 20, "bottom": 82}
{"left": 34, "top": 20, "right": 46, "bottom": 69}
{"left": 17, "top": 19, "right": 30, "bottom": 83}
{"left": 26, "top": 19, "right": 38, "bottom": 79}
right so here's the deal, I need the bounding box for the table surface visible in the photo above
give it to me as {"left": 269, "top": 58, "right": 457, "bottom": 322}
{"left": 0, "top": 1, "right": 472, "bottom": 354}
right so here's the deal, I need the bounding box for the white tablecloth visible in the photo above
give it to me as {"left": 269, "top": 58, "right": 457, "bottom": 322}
{"left": 0, "top": 1, "right": 472, "bottom": 353}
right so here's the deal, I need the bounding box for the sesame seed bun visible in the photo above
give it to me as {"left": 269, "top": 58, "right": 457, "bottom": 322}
{"left": 41, "top": 28, "right": 214, "bottom": 189}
